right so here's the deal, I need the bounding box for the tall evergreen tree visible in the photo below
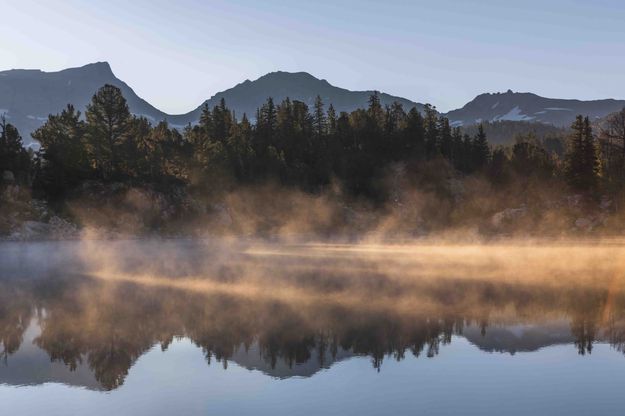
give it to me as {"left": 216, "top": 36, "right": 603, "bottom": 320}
{"left": 367, "top": 91, "right": 384, "bottom": 129}
{"left": 227, "top": 114, "right": 255, "bottom": 181}
{"left": 0, "top": 117, "right": 31, "bottom": 184}
{"left": 327, "top": 104, "right": 337, "bottom": 136}
{"left": 472, "top": 124, "right": 490, "bottom": 170}
{"left": 404, "top": 108, "right": 425, "bottom": 158}
{"left": 450, "top": 127, "right": 463, "bottom": 168}
{"left": 565, "top": 115, "right": 600, "bottom": 191}
{"left": 85, "top": 84, "right": 131, "bottom": 179}
{"left": 423, "top": 104, "right": 439, "bottom": 157}
{"left": 438, "top": 117, "right": 453, "bottom": 161}
{"left": 33, "top": 105, "right": 87, "bottom": 195}
{"left": 212, "top": 98, "right": 232, "bottom": 142}
{"left": 313, "top": 95, "right": 326, "bottom": 137}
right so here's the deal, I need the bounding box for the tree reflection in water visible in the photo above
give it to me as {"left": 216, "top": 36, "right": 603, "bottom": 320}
{"left": 2, "top": 240, "right": 625, "bottom": 390}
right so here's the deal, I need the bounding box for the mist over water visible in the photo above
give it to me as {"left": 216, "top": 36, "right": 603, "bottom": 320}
{"left": 2, "top": 238, "right": 625, "bottom": 415}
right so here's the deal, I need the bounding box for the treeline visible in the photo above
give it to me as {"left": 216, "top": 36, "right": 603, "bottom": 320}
{"left": 25, "top": 85, "right": 499, "bottom": 200}
{"left": 2, "top": 83, "right": 625, "bottom": 204}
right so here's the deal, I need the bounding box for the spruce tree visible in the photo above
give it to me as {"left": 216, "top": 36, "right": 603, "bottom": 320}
{"left": 438, "top": 117, "right": 453, "bottom": 161}
{"left": 0, "top": 117, "right": 31, "bottom": 183}
{"left": 367, "top": 92, "right": 384, "bottom": 128}
{"left": 423, "top": 104, "right": 439, "bottom": 157}
{"left": 85, "top": 84, "right": 131, "bottom": 179}
{"left": 313, "top": 95, "right": 326, "bottom": 137}
{"left": 565, "top": 115, "right": 600, "bottom": 191}
{"left": 451, "top": 127, "right": 463, "bottom": 169}
{"left": 327, "top": 104, "right": 337, "bottom": 136}
{"left": 472, "top": 124, "right": 490, "bottom": 170}
{"left": 404, "top": 107, "right": 424, "bottom": 158}
{"left": 32, "top": 105, "right": 87, "bottom": 195}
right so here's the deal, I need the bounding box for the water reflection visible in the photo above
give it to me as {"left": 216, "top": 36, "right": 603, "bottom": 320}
{"left": 2, "top": 240, "right": 625, "bottom": 391}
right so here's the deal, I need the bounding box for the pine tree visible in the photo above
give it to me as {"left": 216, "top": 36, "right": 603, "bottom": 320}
{"left": 261, "top": 97, "right": 277, "bottom": 131}
{"left": 327, "top": 104, "right": 337, "bottom": 136}
{"left": 404, "top": 107, "right": 424, "bottom": 158}
{"left": 600, "top": 108, "right": 625, "bottom": 182}
{"left": 211, "top": 98, "right": 232, "bottom": 142}
{"left": 582, "top": 116, "right": 601, "bottom": 188}
{"left": 313, "top": 95, "right": 326, "bottom": 137}
{"left": 472, "top": 124, "right": 490, "bottom": 170}
{"left": 565, "top": 115, "right": 600, "bottom": 191}
{"left": 0, "top": 117, "right": 31, "bottom": 184}
{"left": 423, "top": 104, "right": 439, "bottom": 157}
{"left": 450, "top": 127, "right": 463, "bottom": 168}
{"left": 32, "top": 105, "right": 87, "bottom": 195}
{"left": 227, "top": 113, "right": 255, "bottom": 180}
{"left": 438, "top": 117, "right": 453, "bottom": 161}
{"left": 199, "top": 103, "right": 213, "bottom": 137}
{"left": 367, "top": 92, "right": 384, "bottom": 128}
{"left": 85, "top": 84, "right": 131, "bottom": 179}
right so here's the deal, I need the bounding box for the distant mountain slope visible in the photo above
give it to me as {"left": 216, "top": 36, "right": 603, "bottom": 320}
{"left": 0, "top": 62, "right": 168, "bottom": 146}
{"left": 0, "top": 63, "right": 424, "bottom": 147}
{"left": 3, "top": 62, "right": 625, "bottom": 148}
{"left": 169, "top": 71, "right": 425, "bottom": 126}
{"left": 445, "top": 90, "right": 625, "bottom": 128}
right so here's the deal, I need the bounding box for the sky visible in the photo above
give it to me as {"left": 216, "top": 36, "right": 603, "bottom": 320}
{"left": 1, "top": 0, "right": 624, "bottom": 114}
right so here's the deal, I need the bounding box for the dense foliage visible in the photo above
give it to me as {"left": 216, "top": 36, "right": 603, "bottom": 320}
{"left": 0, "top": 117, "right": 31, "bottom": 184}
{"left": 2, "top": 84, "right": 625, "bottom": 209}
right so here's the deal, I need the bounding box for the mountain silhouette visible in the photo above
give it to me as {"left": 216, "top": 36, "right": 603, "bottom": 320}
{"left": 0, "top": 63, "right": 423, "bottom": 146}
{"left": 446, "top": 89, "right": 625, "bottom": 128}
{"left": 0, "top": 62, "right": 169, "bottom": 146}
{"left": 2, "top": 62, "right": 625, "bottom": 147}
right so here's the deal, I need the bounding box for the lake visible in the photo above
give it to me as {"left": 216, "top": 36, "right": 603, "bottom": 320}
{"left": 2, "top": 239, "right": 625, "bottom": 415}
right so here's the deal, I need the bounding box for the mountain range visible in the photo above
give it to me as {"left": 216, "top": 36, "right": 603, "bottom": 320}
{"left": 1, "top": 62, "right": 624, "bottom": 147}
{"left": 446, "top": 90, "right": 625, "bottom": 128}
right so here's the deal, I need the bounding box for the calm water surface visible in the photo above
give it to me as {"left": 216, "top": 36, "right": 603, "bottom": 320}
{"left": 2, "top": 239, "right": 625, "bottom": 415}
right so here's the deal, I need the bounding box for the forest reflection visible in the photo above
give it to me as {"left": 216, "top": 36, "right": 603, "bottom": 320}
{"left": 2, "top": 240, "right": 625, "bottom": 390}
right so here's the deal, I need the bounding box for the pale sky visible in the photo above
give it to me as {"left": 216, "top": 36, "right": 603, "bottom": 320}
{"left": 1, "top": 0, "right": 624, "bottom": 114}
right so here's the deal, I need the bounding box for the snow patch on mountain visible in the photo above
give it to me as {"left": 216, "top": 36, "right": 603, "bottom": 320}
{"left": 493, "top": 106, "right": 534, "bottom": 122}
{"left": 491, "top": 102, "right": 499, "bottom": 109}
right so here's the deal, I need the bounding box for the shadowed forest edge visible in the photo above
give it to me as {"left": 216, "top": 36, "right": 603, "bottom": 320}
{"left": 2, "top": 84, "right": 625, "bottom": 239}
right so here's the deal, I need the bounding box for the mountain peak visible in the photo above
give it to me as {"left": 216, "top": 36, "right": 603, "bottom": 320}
{"left": 261, "top": 70, "right": 317, "bottom": 78}
{"left": 445, "top": 90, "right": 625, "bottom": 128}
{"left": 69, "top": 61, "right": 114, "bottom": 77}
{"left": 85, "top": 61, "right": 112, "bottom": 70}
{"left": 256, "top": 71, "right": 323, "bottom": 85}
